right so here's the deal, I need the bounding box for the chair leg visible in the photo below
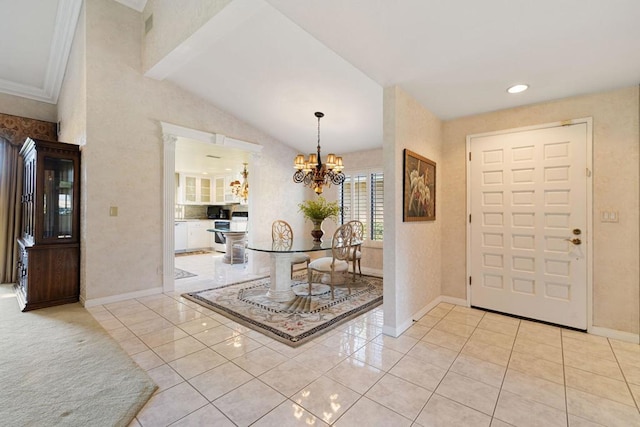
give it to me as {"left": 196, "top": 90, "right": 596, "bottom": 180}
{"left": 358, "top": 259, "right": 362, "bottom": 276}
{"left": 307, "top": 269, "right": 312, "bottom": 296}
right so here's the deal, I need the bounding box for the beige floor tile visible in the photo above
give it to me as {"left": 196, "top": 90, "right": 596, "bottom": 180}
{"left": 422, "top": 328, "right": 468, "bottom": 352}
{"left": 213, "top": 378, "right": 286, "bottom": 426}
{"left": 189, "top": 361, "right": 253, "bottom": 401}
{"left": 477, "top": 317, "right": 519, "bottom": 336}
{"left": 513, "top": 336, "right": 563, "bottom": 364}
{"left": 291, "top": 376, "right": 361, "bottom": 425}
{"left": 365, "top": 373, "right": 432, "bottom": 420}
{"left": 401, "top": 323, "right": 431, "bottom": 340}
{"left": 494, "top": 390, "right": 567, "bottom": 427}
{"left": 562, "top": 329, "right": 609, "bottom": 345}
{"left": 126, "top": 317, "right": 175, "bottom": 336}
{"left": 621, "top": 363, "right": 640, "bottom": 386}
{"left": 335, "top": 396, "right": 412, "bottom": 427}
{"left": 162, "top": 307, "right": 211, "bottom": 326}
{"left": 435, "top": 371, "right": 500, "bottom": 415}
{"left": 319, "top": 331, "right": 369, "bottom": 356}
{"left": 428, "top": 306, "right": 452, "bottom": 318}
{"left": 352, "top": 342, "right": 404, "bottom": 371}
{"left": 434, "top": 319, "right": 477, "bottom": 338}
{"left": 416, "top": 393, "right": 491, "bottom": 427}
{"left": 131, "top": 349, "right": 165, "bottom": 371}
{"left": 469, "top": 328, "right": 515, "bottom": 350}
{"left": 415, "top": 314, "right": 442, "bottom": 328}
{"left": 340, "top": 322, "right": 383, "bottom": 340}
{"left": 502, "top": 369, "right": 566, "bottom": 411}
{"left": 563, "top": 349, "right": 624, "bottom": 380}
{"left": 490, "top": 418, "right": 514, "bottom": 427}
{"left": 565, "top": 366, "right": 635, "bottom": 407}
{"left": 615, "top": 347, "right": 640, "bottom": 369}
{"left": 153, "top": 336, "right": 207, "bottom": 362}
{"left": 192, "top": 324, "right": 239, "bottom": 346}
{"left": 231, "top": 345, "right": 289, "bottom": 376}
{"left": 210, "top": 335, "right": 263, "bottom": 359}
{"left": 167, "top": 347, "right": 226, "bottom": 379}
{"left": 451, "top": 305, "right": 485, "bottom": 317}
{"left": 116, "top": 309, "right": 164, "bottom": 327}
{"left": 138, "top": 325, "right": 189, "bottom": 348}
{"left": 293, "top": 343, "right": 349, "bottom": 373}
{"left": 388, "top": 354, "right": 447, "bottom": 391}
{"left": 170, "top": 403, "right": 235, "bottom": 427}
{"left": 444, "top": 310, "right": 483, "bottom": 327}
{"left": 629, "top": 383, "right": 640, "bottom": 407}
{"left": 136, "top": 382, "right": 208, "bottom": 426}
{"left": 483, "top": 312, "right": 521, "bottom": 326}
{"left": 610, "top": 339, "right": 640, "bottom": 355}
{"left": 405, "top": 341, "right": 458, "bottom": 370}
{"left": 243, "top": 329, "right": 277, "bottom": 345}
{"left": 147, "top": 364, "right": 184, "bottom": 392}
{"left": 567, "top": 387, "right": 640, "bottom": 427}
{"left": 371, "top": 332, "right": 419, "bottom": 354}
{"left": 96, "top": 317, "right": 125, "bottom": 331}
{"left": 252, "top": 401, "right": 329, "bottom": 427}
{"left": 563, "top": 336, "right": 615, "bottom": 361}
{"left": 567, "top": 414, "right": 607, "bottom": 426}
{"left": 461, "top": 339, "right": 511, "bottom": 366}
{"left": 517, "top": 324, "right": 562, "bottom": 348}
{"left": 118, "top": 336, "right": 150, "bottom": 356}
{"left": 326, "top": 356, "right": 384, "bottom": 394}
{"left": 508, "top": 351, "right": 564, "bottom": 385}
{"left": 176, "top": 316, "right": 223, "bottom": 335}
{"left": 107, "top": 326, "right": 136, "bottom": 343}
{"left": 259, "top": 359, "right": 323, "bottom": 397}
{"left": 450, "top": 353, "right": 506, "bottom": 388}
{"left": 267, "top": 339, "right": 318, "bottom": 358}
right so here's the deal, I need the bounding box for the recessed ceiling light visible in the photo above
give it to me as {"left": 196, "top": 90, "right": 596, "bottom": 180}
{"left": 507, "top": 84, "right": 529, "bottom": 94}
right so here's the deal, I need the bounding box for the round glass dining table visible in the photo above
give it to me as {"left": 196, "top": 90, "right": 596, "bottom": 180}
{"left": 247, "top": 239, "right": 332, "bottom": 301}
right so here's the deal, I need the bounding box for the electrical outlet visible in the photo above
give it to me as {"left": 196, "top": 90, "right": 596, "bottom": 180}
{"left": 109, "top": 206, "right": 118, "bottom": 217}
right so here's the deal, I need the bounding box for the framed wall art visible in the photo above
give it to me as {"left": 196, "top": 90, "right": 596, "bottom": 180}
{"left": 403, "top": 149, "right": 436, "bottom": 221}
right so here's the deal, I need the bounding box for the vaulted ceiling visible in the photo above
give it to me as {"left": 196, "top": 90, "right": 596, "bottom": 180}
{"left": 2, "top": 0, "right": 639, "bottom": 155}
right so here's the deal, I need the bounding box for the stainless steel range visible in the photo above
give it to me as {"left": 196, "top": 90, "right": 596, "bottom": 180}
{"left": 212, "top": 220, "right": 230, "bottom": 252}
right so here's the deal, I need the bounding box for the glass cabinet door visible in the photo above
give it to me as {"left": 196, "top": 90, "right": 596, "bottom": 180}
{"left": 43, "top": 157, "right": 75, "bottom": 240}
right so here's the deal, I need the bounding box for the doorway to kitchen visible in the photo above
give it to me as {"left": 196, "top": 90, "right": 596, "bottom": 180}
{"left": 161, "top": 122, "right": 263, "bottom": 293}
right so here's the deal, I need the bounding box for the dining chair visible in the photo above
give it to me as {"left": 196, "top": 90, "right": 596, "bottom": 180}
{"left": 347, "top": 220, "right": 364, "bottom": 282}
{"left": 272, "top": 220, "right": 310, "bottom": 277}
{"left": 307, "top": 223, "right": 353, "bottom": 300}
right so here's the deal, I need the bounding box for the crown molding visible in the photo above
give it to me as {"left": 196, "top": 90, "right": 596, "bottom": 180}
{"left": 0, "top": 0, "right": 82, "bottom": 105}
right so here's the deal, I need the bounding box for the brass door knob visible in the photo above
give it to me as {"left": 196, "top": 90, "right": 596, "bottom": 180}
{"left": 566, "top": 238, "right": 582, "bottom": 245}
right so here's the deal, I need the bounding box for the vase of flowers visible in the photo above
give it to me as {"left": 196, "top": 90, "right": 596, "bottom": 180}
{"left": 298, "top": 196, "right": 340, "bottom": 242}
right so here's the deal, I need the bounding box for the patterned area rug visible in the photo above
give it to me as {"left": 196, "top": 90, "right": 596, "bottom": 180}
{"left": 175, "top": 268, "right": 197, "bottom": 280}
{"left": 183, "top": 272, "right": 383, "bottom": 346}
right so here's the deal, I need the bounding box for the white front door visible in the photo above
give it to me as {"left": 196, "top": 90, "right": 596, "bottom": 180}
{"left": 468, "top": 121, "right": 590, "bottom": 329}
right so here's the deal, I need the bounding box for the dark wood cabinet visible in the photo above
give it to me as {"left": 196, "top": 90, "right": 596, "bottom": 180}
{"left": 15, "top": 138, "right": 80, "bottom": 311}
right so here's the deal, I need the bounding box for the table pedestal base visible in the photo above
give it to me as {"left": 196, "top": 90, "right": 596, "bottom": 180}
{"left": 266, "top": 252, "right": 296, "bottom": 301}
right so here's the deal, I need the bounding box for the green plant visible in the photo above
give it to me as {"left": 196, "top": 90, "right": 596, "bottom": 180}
{"left": 298, "top": 196, "right": 340, "bottom": 222}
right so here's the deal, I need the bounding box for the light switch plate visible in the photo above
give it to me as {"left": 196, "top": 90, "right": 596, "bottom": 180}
{"left": 109, "top": 206, "right": 118, "bottom": 217}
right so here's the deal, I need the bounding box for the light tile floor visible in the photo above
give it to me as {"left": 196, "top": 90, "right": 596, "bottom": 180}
{"left": 87, "top": 253, "right": 640, "bottom": 426}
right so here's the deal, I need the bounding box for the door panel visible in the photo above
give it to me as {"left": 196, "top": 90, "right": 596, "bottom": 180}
{"left": 469, "top": 123, "right": 588, "bottom": 329}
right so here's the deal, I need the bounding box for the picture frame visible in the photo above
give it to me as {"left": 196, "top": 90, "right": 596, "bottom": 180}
{"left": 403, "top": 149, "right": 436, "bottom": 221}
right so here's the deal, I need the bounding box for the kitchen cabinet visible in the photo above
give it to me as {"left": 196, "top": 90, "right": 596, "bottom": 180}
{"left": 174, "top": 222, "right": 187, "bottom": 252}
{"left": 15, "top": 138, "right": 80, "bottom": 311}
{"left": 187, "top": 221, "right": 213, "bottom": 250}
{"left": 178, "top": 174, "right": 213, "bottom": 204}
{"left": 214, "top": 174, "right": 237, "bottom": 203}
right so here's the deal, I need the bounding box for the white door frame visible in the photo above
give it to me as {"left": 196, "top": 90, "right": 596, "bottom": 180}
{"left": 466, "top": 118, "right": 593, "bottom": 331}
{"left": 160, "top": 122, "right": 263, "bottom": 293}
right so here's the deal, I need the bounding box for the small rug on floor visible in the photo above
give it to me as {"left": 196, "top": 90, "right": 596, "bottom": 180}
{"left": 175, "top": 268, "right": 197, "bottom": 280}
{"left": 182, "top": 272, "right": 383, "bottom": 347}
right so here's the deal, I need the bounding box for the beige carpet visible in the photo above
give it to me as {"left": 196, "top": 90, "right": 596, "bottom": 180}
{"left": 183, "top": 271, "right": 383, "bottom": 347}
{"left": 0, "top": 285, "right": 157, "bottom": 427}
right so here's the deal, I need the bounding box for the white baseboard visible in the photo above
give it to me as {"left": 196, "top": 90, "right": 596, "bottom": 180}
{"left": 589, "top": 326, "right": 640, "bottom": 344}
{"left": 82, "top": 286, "right": 164, "bottom": 308}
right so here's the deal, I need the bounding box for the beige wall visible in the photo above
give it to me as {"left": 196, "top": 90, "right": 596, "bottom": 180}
{"left": 142, "top": 0, "right": 231, "bottom": 73}
{"left": 383, "top": 86, "right": 443, "bottom": 335}
{"left": 58, "top": 0, "right": 307, "bottom": 302}
{"left": 0, "top": 93, "right": 57, "bottom": 123}
{"left": 442, "top": 86, "right": 640, "bottom": 335}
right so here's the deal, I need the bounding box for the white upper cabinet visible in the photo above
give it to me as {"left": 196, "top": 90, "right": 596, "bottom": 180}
{"left": 177, "top": 174, "right": 214, "bottom": 204}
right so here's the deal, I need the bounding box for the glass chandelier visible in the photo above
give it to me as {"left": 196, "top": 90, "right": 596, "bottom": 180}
{"left": 293, "top": 112, "right": 345, "bottom": 194}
